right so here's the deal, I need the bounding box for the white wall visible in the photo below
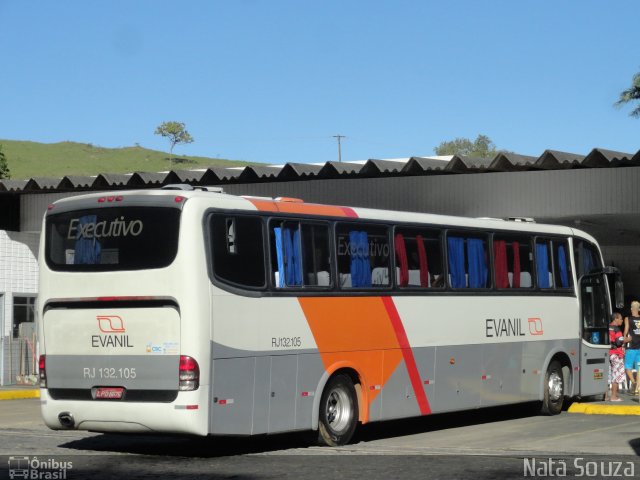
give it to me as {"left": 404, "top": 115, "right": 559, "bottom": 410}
{"left": 0, "top": 231, "right": 40, "bottom": 337}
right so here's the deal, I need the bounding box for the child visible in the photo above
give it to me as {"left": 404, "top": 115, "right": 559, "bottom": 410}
{"left": 609, "top": 312, "right": 630, "bottom": 401}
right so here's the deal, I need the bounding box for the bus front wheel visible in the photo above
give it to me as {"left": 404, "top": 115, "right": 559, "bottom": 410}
{"left": 541, "top": 360, "right": 565, "bottom": 415}
{"left": 318, "top": 374, "right": 359, "bottom": 446}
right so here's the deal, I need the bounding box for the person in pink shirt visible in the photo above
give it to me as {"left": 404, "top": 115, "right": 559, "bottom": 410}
{"left": 609, "top": 312, "right": 631, "bottom": 401}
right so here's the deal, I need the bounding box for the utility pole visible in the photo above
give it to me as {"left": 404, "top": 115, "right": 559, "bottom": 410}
{"left": 333, "top": 135, "right": 345, "bottom": 162}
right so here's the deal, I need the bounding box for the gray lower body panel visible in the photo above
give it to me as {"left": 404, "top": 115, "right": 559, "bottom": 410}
{"left": 208, "top": 339, "right": 582, "bottom": 435}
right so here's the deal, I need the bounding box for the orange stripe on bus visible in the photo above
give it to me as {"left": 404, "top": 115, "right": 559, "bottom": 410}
{"left": 247, "top": 198, "right": 357, "bottom": 218}
{"left": 299, "top": 296, "right": 429, "bottom": 422}
{"left": 381, "top": 297, "right": 432, "bottom": 415}
{"left": 298, "top": 297, "right": 403, "bottom": 417}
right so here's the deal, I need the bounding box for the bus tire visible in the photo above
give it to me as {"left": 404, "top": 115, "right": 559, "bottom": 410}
{"left": 541, "top": 360, "right": 564, "bottom": 415}
{"left": 318, "top": 373, "right": 359, "bottom": 446}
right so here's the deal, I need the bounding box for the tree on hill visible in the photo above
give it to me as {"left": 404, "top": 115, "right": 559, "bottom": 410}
{"left": 0, "top": 144, "right": 10, "bottom": 179}
{"left": 154, "top": 121, "right": 194, "bottom": 165}
{"left": 434, "top": 134, "right": 498, "bottom": 159}
{"left": 615, "top": 71, "right": 640, "bottom": 117}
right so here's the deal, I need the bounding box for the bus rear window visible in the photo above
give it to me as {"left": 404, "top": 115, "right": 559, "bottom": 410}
{"left": 45, "top": 207, "right": 181, "bottom": 271}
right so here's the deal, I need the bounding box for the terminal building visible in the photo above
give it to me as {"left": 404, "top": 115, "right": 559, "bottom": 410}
{"left": 1, "top": 147, "right": 639, "bottom": 384}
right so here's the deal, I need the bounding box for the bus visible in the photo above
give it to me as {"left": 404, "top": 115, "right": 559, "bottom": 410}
{"left": 37, "top": 185, "right": 623, "bottom": 446}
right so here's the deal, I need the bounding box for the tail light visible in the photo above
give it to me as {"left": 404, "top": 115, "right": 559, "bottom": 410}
{"left": 39, "top": 355, "right": 46, "bottom": 388}
{"left": 179, "top": 355, "right": 199, "bottom": 391}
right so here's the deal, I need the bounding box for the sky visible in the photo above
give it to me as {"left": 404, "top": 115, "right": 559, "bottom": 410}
{"left": 0, "top": 1, "right": 638, "bottom": 165}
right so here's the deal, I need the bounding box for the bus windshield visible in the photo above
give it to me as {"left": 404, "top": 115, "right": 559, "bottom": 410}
{"left": 45, "top": 206, "right": 181, "bottom": 271}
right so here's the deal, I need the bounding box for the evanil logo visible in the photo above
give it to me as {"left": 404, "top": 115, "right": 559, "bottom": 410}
{"left": 92, "top": 315, "right": 134, "bottom": 348}
{"left": 67, "top": 217, "right": 144, "bottom": 239}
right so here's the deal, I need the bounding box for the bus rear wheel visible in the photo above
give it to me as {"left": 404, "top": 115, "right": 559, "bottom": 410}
{"left": 541, "top": 360, "right": 565, "bottom": 415}
{"left": 318, "top": 374, "right": 359, "bottom": 446}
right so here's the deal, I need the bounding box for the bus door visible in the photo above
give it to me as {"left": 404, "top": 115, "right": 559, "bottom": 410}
{"left": 578, "top": 273, "right": 611, "bottom": 396}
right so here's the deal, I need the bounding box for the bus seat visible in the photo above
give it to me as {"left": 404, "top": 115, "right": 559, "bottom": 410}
{"left": 408, "top": 269, "right": 422, "bottom": 286}
{"left": 315, "top": 271, "right": 330, "bottom": 286}
{"left": 372, "top": 267, "right": 389, "bottom": 285}
{"left": 396, "top": 268, "right": 423, "bottom": 287}
{"left": 507, "top": 271, "right": 532, "bottom": 288}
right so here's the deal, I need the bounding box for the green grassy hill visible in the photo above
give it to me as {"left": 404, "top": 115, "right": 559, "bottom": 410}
{"left": 0, "top": 139, "right": 256, "bottom": 180}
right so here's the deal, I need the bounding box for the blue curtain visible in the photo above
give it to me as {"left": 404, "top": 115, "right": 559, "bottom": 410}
{"left": 274, "top": 227, "right": 285, "bottom": 287}
{"left": 558, "top": 245, "right": 569, "bottom": 288}
{"left": 448, "top": 236, "right": 466, "bottom": 288}
{"left": 536, "top": 243, "right": 550, "bottom": 288}
{"left": 582, "top": 246, "right": 595, "bottom": 275}
{"left": 467, "top": 238, "right": 488, "bottom": 288}
{"left": 349, "top": 231, "right": 361, "bottom": 286}
{"left": 283, "top": 227, "right": 302, "bottom": 286}
{"left": 74, "top": 215, "right": 101, "bottom": 264}
{"left": 350, "top": 231, "right": 371, "bottom": 287}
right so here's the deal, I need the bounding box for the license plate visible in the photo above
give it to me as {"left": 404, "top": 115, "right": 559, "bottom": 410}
{"left": 95, "top": 387, "right": 124, "bottom": 400}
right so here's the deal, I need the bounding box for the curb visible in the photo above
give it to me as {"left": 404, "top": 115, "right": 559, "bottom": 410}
{"left": 568, "top": 402, "right": 640, "bottom": 415}
{"left": 0, "top": 390, "right": 40, "bottom": 401}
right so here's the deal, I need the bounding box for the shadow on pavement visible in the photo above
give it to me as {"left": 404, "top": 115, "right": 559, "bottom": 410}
{"left": 60, "top": 430, "right": 313, "bottom": 457}
{"left": 354, "top": 401, "right": 542, "bottom": 443}
{"left": 59, "top": 402, "right": 542, "bottom": 457}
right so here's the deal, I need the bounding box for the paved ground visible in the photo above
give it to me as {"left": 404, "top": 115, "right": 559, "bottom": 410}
{"left": 6, "top": 399, "right": 640, "bottom": 456}
{"left": 1, "top": 396, "right": 640, "bottom": 479}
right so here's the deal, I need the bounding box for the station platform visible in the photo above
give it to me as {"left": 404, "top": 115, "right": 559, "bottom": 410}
{"left": 0, "top": 385, "right": 39, "bottom": 400}
{"left": 568, "top": 388, "right": 640, "bottom": 415}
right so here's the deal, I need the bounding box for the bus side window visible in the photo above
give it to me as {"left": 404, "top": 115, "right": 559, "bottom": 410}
{"left": 270, "top": 221, "right": 333, "bottom": 288}
{"left": 535, "top": 239, "right": 554, "bottom": 289}
{"left": 447, "top": 233, "right": 489, "bottom": 289}
{"left": 395, "top": 227, "right": 443, "bottom": 288}
{"left": 553, "top": 239, "right": 572, "bottom": 289}
{"left": 270, "top": 221, "right": 302, "bottom": 287}
{"left": 301, "top": 223, "right": 332, "bottom": 287}
{"left": 211, "top": 215, "right": 266, "bottom": 288}
{"left": 493, "top": 235, "right": 533, "bottom": 289}
{"left": 336, "top": 223, "right": 390, "bottom": 288}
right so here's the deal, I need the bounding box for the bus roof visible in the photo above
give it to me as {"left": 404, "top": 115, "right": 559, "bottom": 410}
{"left": 46, "top": 186, "right": 596, "bottom": 243}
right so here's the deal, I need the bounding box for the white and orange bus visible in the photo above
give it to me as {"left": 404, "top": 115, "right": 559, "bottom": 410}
{"left": 37, "top": 185, "right": 622, "bottom": 445}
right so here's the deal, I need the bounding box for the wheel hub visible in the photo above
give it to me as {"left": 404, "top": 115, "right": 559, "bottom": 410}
{"left": 326, "top": 389, "right": 352, "bottom": 433}
{"left": 548, "top": 371, "right": 563, "bottom": 401}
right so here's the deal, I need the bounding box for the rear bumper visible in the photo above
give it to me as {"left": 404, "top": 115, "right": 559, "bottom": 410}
{"left": 39, "top": 388, "right": 209, "bottom": 435}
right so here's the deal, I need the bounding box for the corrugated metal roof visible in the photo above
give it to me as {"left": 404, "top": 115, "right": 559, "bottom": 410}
{"left": 319, "top": 161, "right": 364, "bottom": 176}
{"left": 93, "top": 173, "right": 133, "bottom": 188}
{"left": 360, "top": 159, "right": 406, "bottom": 175}
{"left": 278, "top": 163, "right": 324, "bottom": 179}
{"left": 24, "top": 177, "right": 61, "bottom": 191}
{"left": 446, "top": 156, "right": 496, "bottom": 173}
{"left": 58, "top": 175, "right": 95, "bottom": 189}
{"left": 0, "top": 179, "right": 28, "bottom": 192}
{"left": 1, "top": 147, "right": 638, "bottom": 194}
{"left": 490, "top": 152, "right": 539, "bottom": 170}
{"left": 402, "top": 157, "right": 450, "bottom": 175}
{"left": 535, "top": 150, "right": 586, "bottom": 169}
